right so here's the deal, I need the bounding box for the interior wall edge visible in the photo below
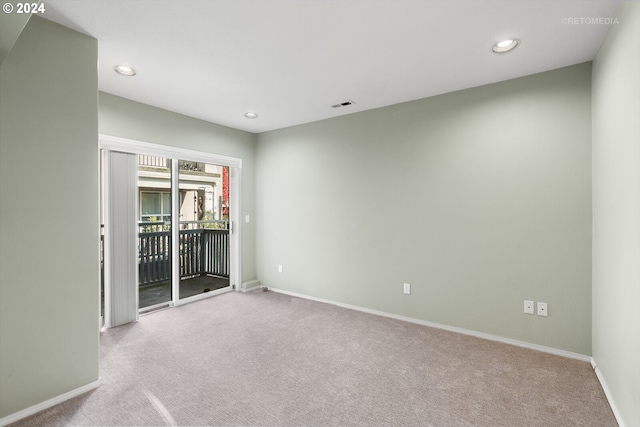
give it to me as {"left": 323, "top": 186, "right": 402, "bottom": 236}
{"left": 591, "top": 358, "right": 626, "bottom": 427}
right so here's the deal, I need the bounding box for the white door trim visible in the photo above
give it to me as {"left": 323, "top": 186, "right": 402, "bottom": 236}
{"left": 99, "top": 134, "right": 242, "bottom": 169}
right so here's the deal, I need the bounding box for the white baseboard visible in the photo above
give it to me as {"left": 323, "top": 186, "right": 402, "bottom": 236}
{"left": 591, "top": 358, "right": 625, "bottom": 427}
{"left": 0, "top": 378, "right": 101, "bottom": 427}
{"left": 241, "top": 279, "right": 261, "bottom": 293}
{"left": 268, "top": 287, "right": 591, "bottom": 362}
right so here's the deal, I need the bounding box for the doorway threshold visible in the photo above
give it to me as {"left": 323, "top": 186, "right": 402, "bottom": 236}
{"left": 139, "top": 302, "right": 171, "bottom": 316}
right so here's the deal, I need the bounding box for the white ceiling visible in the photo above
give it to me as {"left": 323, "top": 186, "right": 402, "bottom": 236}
{"left": 43, "top": 0, "right": 621, "bottom": 134}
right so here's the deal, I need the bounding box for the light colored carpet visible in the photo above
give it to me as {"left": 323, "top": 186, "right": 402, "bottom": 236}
{"left": 11, "top": 291, "right": 616, "bottom": 426}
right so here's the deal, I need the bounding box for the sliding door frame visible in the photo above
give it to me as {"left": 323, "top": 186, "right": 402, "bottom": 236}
{"left": 100, "top": 134, "right": 243, "bottom": 319}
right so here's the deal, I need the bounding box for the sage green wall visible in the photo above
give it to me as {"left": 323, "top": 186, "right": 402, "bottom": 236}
{"left": 99, "top": 93, "right": 258, "bottom": 283}
{"left": 0, "top": 16, "right": 99, "bottom": 418}
{"left": 592, "top": 2, "right": 640, "bottom": 426}
{"left": 256, "top": 63, "right": 592, "bottom": 354}
{"left": 0, "top": 1, "right": 31, "bottom": 65}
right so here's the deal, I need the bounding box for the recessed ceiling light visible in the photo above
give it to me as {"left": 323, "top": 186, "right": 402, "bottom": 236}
{"left": 114, "top": 65, "right": 137, "bottom": 76}
{"left": 492, "top": 39, "right": 519, "bottom": 53}
{"left": 244, "top": 112, "right": 258, "bottom": 119}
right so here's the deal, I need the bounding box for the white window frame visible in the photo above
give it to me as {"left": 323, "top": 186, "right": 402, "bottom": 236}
{"left": 139, "top": 190, "right": 171, "bottom": 222}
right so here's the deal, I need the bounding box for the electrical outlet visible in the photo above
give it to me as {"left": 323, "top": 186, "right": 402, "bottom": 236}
{"left": 537, "top": 302, "right": 548, "bottom": 317}
{"left": 524, "top": 300, "right": 534, "bottom": 314}
{"left": 403, "top": 283, "right": 411, "bottom": 295}
{"left": 278, "top": 264, "right": 283, "bottom": 273}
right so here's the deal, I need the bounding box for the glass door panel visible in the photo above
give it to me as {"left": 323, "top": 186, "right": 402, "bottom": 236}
{"left": 178, "top": 160, "right": 230, "bottom": 300}
{"left": 138, "top": 155, "right": 172, "bottom": 310}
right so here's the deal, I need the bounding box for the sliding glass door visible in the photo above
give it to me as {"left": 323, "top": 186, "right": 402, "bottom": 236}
{"left": 177, "top": 160, "right": 230, "bottom": 300}
{"left": 100, "top": 137, "right": 241, "bottom": 327}
{"left": 137, "top": 157, "right": 231, "bottom": 310}
{"left": 138, "top": 155, "right": 173, "bottom": 311}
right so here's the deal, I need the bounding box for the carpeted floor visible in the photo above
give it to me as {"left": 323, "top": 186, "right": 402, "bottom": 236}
{"left": 11, "top": 291, "right": 616, "bottom": 426}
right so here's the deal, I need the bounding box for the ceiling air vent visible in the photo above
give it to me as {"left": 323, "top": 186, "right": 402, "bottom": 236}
{"left": 331, "top": 100, "right": 355, "bottom": 109}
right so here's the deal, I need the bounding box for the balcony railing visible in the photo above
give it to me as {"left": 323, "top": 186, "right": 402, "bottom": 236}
{"left": 138, "top": 155, "right": 169, "bottom": 168}
{"left": 138, "top": 221, "right": 229, "bottom": 286}
{"left": 137, "top": 156, "right": 205, "bottom": 172}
